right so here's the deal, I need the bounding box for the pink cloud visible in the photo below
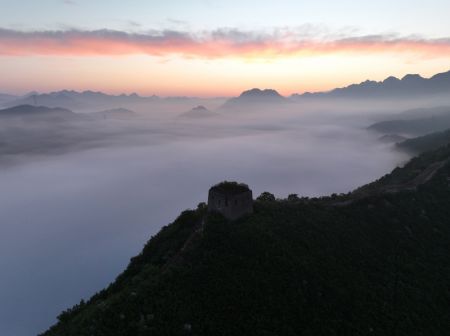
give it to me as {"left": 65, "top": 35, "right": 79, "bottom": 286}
{"left": 1, "top": 28, "right": 449, "bottom": 59}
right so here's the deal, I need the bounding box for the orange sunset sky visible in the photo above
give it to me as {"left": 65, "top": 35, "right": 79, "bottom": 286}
{"left": 1, "top": 0, "right": 450, "bottom": 96}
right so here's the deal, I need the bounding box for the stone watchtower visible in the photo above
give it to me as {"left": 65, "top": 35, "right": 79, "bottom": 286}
{"left": 207, "top": 181, "right": 253, "bottom": 220}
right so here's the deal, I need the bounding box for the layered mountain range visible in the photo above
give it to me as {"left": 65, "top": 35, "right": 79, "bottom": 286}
{"left": 3, "top": 70, "right": 450, "bottom": 113}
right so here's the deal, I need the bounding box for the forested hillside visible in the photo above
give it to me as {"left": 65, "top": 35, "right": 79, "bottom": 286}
{"left": 42, "top": 146, "right": 450, "bottom": 336}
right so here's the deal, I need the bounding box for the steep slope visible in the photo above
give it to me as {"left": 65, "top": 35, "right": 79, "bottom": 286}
{"left": 397, "top": 129, "right": 450, "bottom": 154}
{"left": 352, "top": 144, "right": 450, "bottom": 197}
{"left": 42, "top": 146, "right": 450, "bottom": 336}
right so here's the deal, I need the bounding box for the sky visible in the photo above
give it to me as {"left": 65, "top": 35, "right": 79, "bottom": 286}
{"left": 1, "top": 0, "right": 450, "bottom": 96}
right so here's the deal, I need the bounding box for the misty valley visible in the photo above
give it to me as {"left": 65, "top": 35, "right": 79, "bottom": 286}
{"left": 4, "top": 1, "right": 450, "bottom": 335}
{"left": 2, "top": 70, "right": 450, "bottom": 336}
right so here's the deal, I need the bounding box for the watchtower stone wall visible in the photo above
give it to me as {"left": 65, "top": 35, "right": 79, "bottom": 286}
{"left": 207, "top": 182, "right": 253, "bottom": 220}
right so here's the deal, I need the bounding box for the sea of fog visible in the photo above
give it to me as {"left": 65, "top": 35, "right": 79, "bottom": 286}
{"left": 0, "top": 107, "right": 410, "bottom": 336}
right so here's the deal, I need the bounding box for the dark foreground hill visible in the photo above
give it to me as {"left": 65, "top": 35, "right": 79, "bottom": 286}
{"left": 42, "top": 146, "right": 450, "bottom": 336}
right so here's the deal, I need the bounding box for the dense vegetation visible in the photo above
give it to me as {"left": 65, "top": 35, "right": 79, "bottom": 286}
{"left": 209, "top": 181, "right": 250, "bottom": 194}
{"left": 42, "top": 146, "right": 450, "bottom": 336}
{"left": 397, "top": 129, "right": 450, "bottom": 154}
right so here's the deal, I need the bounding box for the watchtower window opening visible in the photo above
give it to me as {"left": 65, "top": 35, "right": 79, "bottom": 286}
{"left": 225, "top": 199, "right": 229, "bottom": 207}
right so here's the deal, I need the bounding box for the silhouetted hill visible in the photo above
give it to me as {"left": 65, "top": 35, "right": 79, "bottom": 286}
{"left": 397, "top": 129, "right": 450, "bottom": 154}
{"left": 178, "top": 105, "right": 219, "bottom": 119}
{"left": 0, "top": 105, "right": 88, "bottom": 122}
{"left": 292, "top": 70, "right": 450, "bottom": 100}
{"left": 8, "top": 91, "right": 84, "bottom": 110}
{"left": 5, "top": 91, "right": 159, "bottom": 111}
{"left": 368, "top": 113, "right": 450, "bottom": 136}
{"left": 0, "top": 105, "right": 100, "bottom": 157}
{"left": 42, "top": 144, "right": 450, "bottom": 336}
{"left": 221, "top": 88, "right": 288, "bottom": 109}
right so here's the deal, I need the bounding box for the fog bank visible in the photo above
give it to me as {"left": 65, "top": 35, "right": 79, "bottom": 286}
{"left": 0, "top": 102, "right": 412, "bottom": 336}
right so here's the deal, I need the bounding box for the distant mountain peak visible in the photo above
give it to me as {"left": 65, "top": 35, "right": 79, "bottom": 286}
{"left": 178, "top": 105, "right": 218, "bottom": 119}
{"left": 291, "top": 69, "right": 450, "bottom": 100}
{"left": 221, "top": 88, "right": 287, "bottom": 109}
{"left": 191, "top": 105, "right": 209, "bottom": 111}
{"left": 431, "top": 70, "right": 450, "bottom": 81}
{"left": 361, "top": 80, "right": 376, "bottom": 85}
{"left": 401, "top": 74, "right": 424, "bottom": 81}
{"left": 57, "top": 89, "right": 77, "bottom": 95}
{"left": 239, "top": 88, "right": 283, "bottom": 98}
{"left": 383, "top": 76, "right": 400, "bottom": 84}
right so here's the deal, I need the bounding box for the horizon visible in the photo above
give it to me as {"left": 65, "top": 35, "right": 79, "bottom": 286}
{"left": 1, "top": 0, "right": 450, "bottom": 96}
{"left": 3, "top": 68, "right": 450, "bottom": 98}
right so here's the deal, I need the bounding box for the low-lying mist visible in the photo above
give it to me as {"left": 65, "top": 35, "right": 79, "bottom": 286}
{"left": 0, "top": 100, "right": 414, "bottom": 336}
